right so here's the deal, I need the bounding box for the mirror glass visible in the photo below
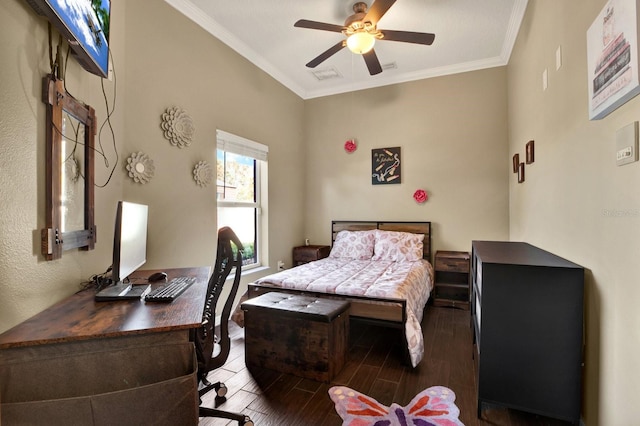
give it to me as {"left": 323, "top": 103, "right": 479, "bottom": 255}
{"left": 61, "top": 114, "right": 85, "bottom": 233}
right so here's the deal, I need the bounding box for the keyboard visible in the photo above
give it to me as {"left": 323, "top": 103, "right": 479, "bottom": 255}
{"left": 144, "top": 276, "right": 196, "bottom": 302}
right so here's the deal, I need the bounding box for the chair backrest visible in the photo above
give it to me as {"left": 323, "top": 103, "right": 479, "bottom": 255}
{"left": 194, "top": 226, "right": 244, "bottom": 381}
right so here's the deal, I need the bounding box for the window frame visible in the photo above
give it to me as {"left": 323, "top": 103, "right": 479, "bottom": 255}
{"left": 216, "top": 130, "right": 268, "bottom": 271}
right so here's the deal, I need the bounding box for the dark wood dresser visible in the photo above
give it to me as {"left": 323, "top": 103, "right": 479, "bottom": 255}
{"left": 292, "top": 245, "right": 330, "bottom": 266}
{"left": 471, "top": 241, "right": 584, "bottom": 424}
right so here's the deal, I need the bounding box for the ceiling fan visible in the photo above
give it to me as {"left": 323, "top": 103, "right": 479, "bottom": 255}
{"left": 294, "top": 0, "right": 435, "bottom": 75}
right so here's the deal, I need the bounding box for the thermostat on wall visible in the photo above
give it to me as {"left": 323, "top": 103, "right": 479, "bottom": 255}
{"left": 616, "top": 121, "right": 639, "bottom": 166}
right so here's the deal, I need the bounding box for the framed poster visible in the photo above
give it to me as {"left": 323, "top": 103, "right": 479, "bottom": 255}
{"left": 587, "top": 0, "right": 640, "bottom": 120}
{"left": 372, "top": 147, "right": 401, "bottom": 185}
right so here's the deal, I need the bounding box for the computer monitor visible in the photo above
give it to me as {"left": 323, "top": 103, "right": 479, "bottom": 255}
{"left": 111, "top": 201, "right": 148, "bottom": 284}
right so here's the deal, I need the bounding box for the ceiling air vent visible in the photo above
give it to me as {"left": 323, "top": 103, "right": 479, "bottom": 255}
{"left": 311, "top": 67, "right": 343, "bottom": 81}
{"left": 382, "top": 62, "right": 397, "bottom": 70}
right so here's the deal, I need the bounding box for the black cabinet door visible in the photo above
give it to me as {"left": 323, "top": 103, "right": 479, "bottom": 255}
{"left": 473, "top": 241, "right": 584, "bottom": 424}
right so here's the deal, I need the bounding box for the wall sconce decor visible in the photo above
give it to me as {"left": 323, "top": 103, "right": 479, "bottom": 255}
{"left": 344, "top": 139, "right": 357, "bottom": 153}
{"left": 413, "top": 189, "right": 428, "bottom": 204}
{"left": 512, "top": 153, "right": 520, "bottom": 173}
{"left": 126, "top": 152, "right": 155, "bottom": 184}
{"left": 193, "top": 160, "right": 213, "bottom": 187}
{"left": 526, "top": 140, "right": 535, "bottom": 164}
{"left": 518, "top": 162, "right": 525, "bottom": 183}
{"left": 513, "top": 140, "right": 534, "bottom": 183}
{"left": 161, "top": 106, "right": 194, "bottom": 148}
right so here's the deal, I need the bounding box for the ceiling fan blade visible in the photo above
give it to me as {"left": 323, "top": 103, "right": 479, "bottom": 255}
{"left": 306, "top": 41, "right": 346, "bottom": 68}
{"left": 380, "top": 29, "right": 435, "bottom": 45}
{"left": 363, "top": 49, "right": 383, "bottom": 75}
{"left": 294, "top": 19, "right": 345, "bottom": 33}
{"left": 364, "top": 0, "right": 397, "bottom": 24}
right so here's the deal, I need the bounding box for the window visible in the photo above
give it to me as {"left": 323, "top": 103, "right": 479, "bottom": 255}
{"left": 216, "top": 130, "right": 268, "bottom": 269}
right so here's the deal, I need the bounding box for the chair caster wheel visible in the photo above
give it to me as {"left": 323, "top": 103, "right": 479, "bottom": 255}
{"left": 241, "top": 416, "right": 254, "bottom": 426}
{"left": 215, "top": 382, "right": 227, "bottom": 398}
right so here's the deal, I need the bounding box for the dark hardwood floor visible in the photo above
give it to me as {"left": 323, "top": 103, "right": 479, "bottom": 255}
{"left": 199, "top": 306, "right": 573, "bottom": 426}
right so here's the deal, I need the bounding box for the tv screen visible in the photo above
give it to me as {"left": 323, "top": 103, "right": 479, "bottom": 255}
{"left": 25, "top": 0, "right": 111, "bottom": 78}
{"left": 112, "top": 201, "right": 148, "bottom": 284}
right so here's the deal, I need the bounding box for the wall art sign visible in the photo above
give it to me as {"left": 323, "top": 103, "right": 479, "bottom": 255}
{"left": 587, "top": 0, "right": 640, "bottom": 120}
{"left": 372, "top": 147, "right": 401, "bottom": 185}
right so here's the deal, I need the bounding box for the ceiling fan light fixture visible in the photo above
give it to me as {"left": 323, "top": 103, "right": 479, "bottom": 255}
{"left": 346, "top": 31, "right": 375, "bottom": 54}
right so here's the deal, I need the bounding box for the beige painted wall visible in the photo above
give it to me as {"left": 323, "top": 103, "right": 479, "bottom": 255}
{"left": 303, "top": 67, "right": 510, "bottom": 254}
{"left": 0, "top": 0, "right": 304, "bottom": 333}
{"left": 508, "top": 1, "right": 640, "bottom": 424}
{"left": 0, "top": 0, "right": 125, "bottom": 332}
{"left": 121, "top": 1, "right": 305, "bottom": 283}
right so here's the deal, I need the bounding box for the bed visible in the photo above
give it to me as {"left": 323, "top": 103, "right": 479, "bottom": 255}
{"left": 248, "top": 221, "right": 433, "bottom": 367}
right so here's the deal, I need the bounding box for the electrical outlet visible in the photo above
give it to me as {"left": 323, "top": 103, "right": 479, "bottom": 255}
{"left": 277, "top": 260, "right": 285, "bottom": 271}
{"left": 107, "top": 62, "right": 114, "bottom": 81}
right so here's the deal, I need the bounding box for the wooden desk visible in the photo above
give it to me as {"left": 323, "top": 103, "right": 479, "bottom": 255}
{"left": 0, "top": 266, "right": 210, "bottom": 425}
{"left": 0, "top": 267, "right": 209, "bottom": 349}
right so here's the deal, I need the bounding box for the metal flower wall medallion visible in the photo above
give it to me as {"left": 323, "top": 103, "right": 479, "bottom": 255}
{"left": 126, "top": 152, "right": 155, "bottom": 184}
{"left": 161, "top": 107, "right": 194, "bottom": 148}
{"left": 193, "top": 160, "right": 213, "bottom": 187}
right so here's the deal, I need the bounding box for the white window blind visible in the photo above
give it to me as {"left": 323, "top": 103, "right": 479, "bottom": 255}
{"left": 216, "top": 130, "right": 268, "bottom": 162}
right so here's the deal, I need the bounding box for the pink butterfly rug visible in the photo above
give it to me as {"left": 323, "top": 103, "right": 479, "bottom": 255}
{"left": 329, "top": 385, "right": 464, "bottom": 426}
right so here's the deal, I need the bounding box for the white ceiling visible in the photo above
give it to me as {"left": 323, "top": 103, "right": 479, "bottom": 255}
{"left": 165, "top": 0, "right": 529, "bottom": 99}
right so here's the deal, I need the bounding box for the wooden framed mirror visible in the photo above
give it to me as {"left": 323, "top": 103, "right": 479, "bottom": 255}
{"left": 41, "top": 74, "right": 96, "bottom": 260}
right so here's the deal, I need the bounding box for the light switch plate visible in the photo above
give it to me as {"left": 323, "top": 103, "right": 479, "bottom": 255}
{"left": 616, "top": 121, "right": 639, "bottom": 166}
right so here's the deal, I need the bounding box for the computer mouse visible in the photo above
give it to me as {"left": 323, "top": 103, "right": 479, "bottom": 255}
{"left": 148, "top": 271, "right": 168, "bottom": 282}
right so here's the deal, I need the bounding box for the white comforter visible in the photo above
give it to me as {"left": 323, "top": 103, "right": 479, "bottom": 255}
{"left": 254, "top": 258, "right": 434, "bottom": 367}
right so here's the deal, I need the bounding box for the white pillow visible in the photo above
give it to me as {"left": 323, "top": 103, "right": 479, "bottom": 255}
{"left": 329, "top": 230, "right": 375, "bottom": 259}
{"left": 372, "top": 230, "right": 424, "bottom": 262}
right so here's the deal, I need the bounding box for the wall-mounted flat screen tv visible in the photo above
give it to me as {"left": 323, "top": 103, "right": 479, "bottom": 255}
{"left": 25, "top": 0, "right": 111, "bottom": 78}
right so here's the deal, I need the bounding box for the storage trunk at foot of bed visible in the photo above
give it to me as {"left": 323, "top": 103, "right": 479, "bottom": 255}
{"left": 241, "top": 292, "right": 350, "bottom": 382}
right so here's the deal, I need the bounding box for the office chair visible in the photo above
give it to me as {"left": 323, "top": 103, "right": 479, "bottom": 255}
{"left": 194, "top": 226, "right": 253, "bottom": 426}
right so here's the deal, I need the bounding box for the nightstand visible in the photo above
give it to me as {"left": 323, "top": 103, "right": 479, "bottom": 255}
{"left": 433, "top": 250, "right": 470, "bottom": 309}
{"left": 292, "top": 245, "right": 330, "bottom": 266}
